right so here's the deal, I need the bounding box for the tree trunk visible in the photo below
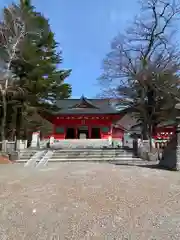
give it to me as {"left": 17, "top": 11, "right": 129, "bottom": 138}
{"left": 142, "top": 122, "right": 148, "bottom": 140}
{"left": 16, "top": 106, "right": 22, "bottom": 140}
{"left": 6, "top": 104, "right": 16, "bottom": 141}
{"left": 1, "top": 90, "right": 7, "bottom": 152}
{"left": 148, "top": 124, "right": 153, "bottom": 152}
{"left": 147, "top": 88, "right": 155, "bottom": 152}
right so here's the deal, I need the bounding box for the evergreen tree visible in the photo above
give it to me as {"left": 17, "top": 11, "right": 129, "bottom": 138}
{"left": 11, "top": 0, "right": 72, "bottom": 107}
{"left": 0, "top": 0, "right": 72, "bottom": 140}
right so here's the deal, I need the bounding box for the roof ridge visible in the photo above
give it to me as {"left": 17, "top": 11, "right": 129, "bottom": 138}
{"left": 70, "top": 95, "right": 99, "bottom": 109}
{"left": 56, "top": 98, "right": 110, "bottom": 101}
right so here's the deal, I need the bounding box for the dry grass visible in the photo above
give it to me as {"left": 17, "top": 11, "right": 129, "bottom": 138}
{"left": 0, "top": 155, "right": 11, "bottom": 164}
{"left": 0, "top": 162, "right": 180, "bottom": 239}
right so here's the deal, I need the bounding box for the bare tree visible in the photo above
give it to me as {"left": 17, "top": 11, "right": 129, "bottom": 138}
{"left": 0, "top": 3, "right": 44, "bottom": 151}
{"left": 98, "top": 0, "right": 180, "bottom": 147}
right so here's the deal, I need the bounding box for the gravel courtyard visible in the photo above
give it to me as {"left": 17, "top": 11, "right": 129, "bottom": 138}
{"left": 0, "top": 162, "right": 180, "bottom": 240}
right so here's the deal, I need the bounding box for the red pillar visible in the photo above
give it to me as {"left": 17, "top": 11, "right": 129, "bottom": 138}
{"left": 89, "top": 125, "right": 91, "bottom": 139}
{"left": 53, "top": 124, "right": 56, "bottom": 138}
{"left": 64, "top": 126, "right": 66, "bottom": 139}
{"left": 75, "top": 127, "right": 78, "bottom": 139}
{"left": 100, "top": 127, "right": 102, "bottom": 139}
{"left": 110, "top": 124, "right": 113, "bottom": 137}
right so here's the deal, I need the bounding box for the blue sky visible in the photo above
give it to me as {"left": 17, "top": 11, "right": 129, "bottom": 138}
{"left": 1, "top": 0, "right": 139, "bottom": 98}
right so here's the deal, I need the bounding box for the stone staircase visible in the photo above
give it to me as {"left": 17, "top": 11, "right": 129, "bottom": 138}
{"left": 17, "top": 148, "right": 148, "bottom": 166}
{"left": 19, "top": 148, "right": 38, "bottom": 161}
{"left": 19, "top": 150, "right": 54, "bottom": 169}
{"left": 47, "top": 148, "right": 144, "bottom": 164}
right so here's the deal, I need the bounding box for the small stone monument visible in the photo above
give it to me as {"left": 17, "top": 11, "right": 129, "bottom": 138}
{"left": 31, "top": 131, "right": 40, "bottom": 148}
{"left": 79, "top": 133, "right": 86, "bottom": 139}
{"left": 108, "top": 135, "right": 112, "bottom": 146}
{"left": 49, "top": 136, "right": 55, "bottom": 147}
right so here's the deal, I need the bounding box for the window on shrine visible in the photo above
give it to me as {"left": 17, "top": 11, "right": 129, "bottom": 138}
{"left": 55, "top": 126, "right": 64, "bottom": 134}
{"left": 101, "top": 127, "right": 109, "bottom": 133}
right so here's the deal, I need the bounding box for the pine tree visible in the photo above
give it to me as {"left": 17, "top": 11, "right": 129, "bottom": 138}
{"left": 12, "top": 0, "right": 72, "bottom": 107}
{"left": 0, "top": 0, "right": 72, "bottom": 140}
{"left": 12, "top": 0, "right": 71, "bottom": 139}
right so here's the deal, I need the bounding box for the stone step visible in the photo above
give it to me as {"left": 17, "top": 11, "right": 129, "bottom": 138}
{"left": 20, "top": 152, "right": 35, "bottom": 155}
{"left": 52, "top": 151, "right": 132, "bottom": 154}
{"left": 17, "top": 157, "right": 142, "bottom": 163}
{"left": 52, "top": 149, "right": 131, "bottom": 152}
{"left": 19, "top": 155, "right": 35, "bottom": 160}
{"left": 16, "top": 159, "right": 32, "bottom": 163}
{"left": 48, "top": 157, "right": 141, "bottom": 161}
{"left": 52, "top": 153, "right": 133, "bottom": 157}
{"left": 19, "top": 150, "right": 37, "bottom": 159}
{"left": 53, "top": 149, "right": 127, "bottom": 152}
{"left": 52, "top": 155, "right": 133, "bottom": 158}
{"left": 52, "top": 151, "right": 133, "bottom": 154}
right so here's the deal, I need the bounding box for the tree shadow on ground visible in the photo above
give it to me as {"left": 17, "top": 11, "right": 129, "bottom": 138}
{"left": 112, "top": 162, "right": 176, "bottom": 171}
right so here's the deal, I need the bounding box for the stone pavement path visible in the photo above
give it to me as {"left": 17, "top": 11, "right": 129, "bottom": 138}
{"left": 0, "top": 163, "right": 180, "bottom": 239}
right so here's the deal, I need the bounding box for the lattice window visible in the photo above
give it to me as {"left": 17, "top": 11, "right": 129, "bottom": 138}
{"left": 55, "top": 126, "right": 64, "bottom": 134}
{"left": 101, "top": 127, "right": 110, "bottom": 133}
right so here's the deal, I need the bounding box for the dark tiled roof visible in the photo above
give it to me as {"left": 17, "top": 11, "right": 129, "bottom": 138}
{"left": 157, "top": 120, "right": 176, "bottom": 127}
{"left": 55, "top": 96, "right": 119, "bottom": 114}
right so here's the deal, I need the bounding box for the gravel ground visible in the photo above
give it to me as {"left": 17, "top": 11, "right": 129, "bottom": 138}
{"left": 0, "top": 162, "right": 180, "bottom": 240}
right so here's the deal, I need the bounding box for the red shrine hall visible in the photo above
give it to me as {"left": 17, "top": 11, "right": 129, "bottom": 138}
{"left": 45, "top": 96, "right": 123, "bottom": 140}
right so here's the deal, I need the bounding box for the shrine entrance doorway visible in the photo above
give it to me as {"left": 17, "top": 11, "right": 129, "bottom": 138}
{"left": 78, "top": 126, "right": 89, "bottom": 139}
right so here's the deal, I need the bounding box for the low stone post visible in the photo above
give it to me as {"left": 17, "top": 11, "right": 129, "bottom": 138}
{"left": 2, "top": 140, "right": 7, "bottom": 153}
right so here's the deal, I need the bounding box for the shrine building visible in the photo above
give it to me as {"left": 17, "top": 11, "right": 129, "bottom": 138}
{"left": 40, "top": 95, "right": 175, "bottom": 149}
{"left": 44, "top": 95, "right": 124, "bottom": 140}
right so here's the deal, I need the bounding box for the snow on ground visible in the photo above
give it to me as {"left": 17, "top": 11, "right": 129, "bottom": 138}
{"left": 0, "top": 162, "right": 180, "bottom": 239}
